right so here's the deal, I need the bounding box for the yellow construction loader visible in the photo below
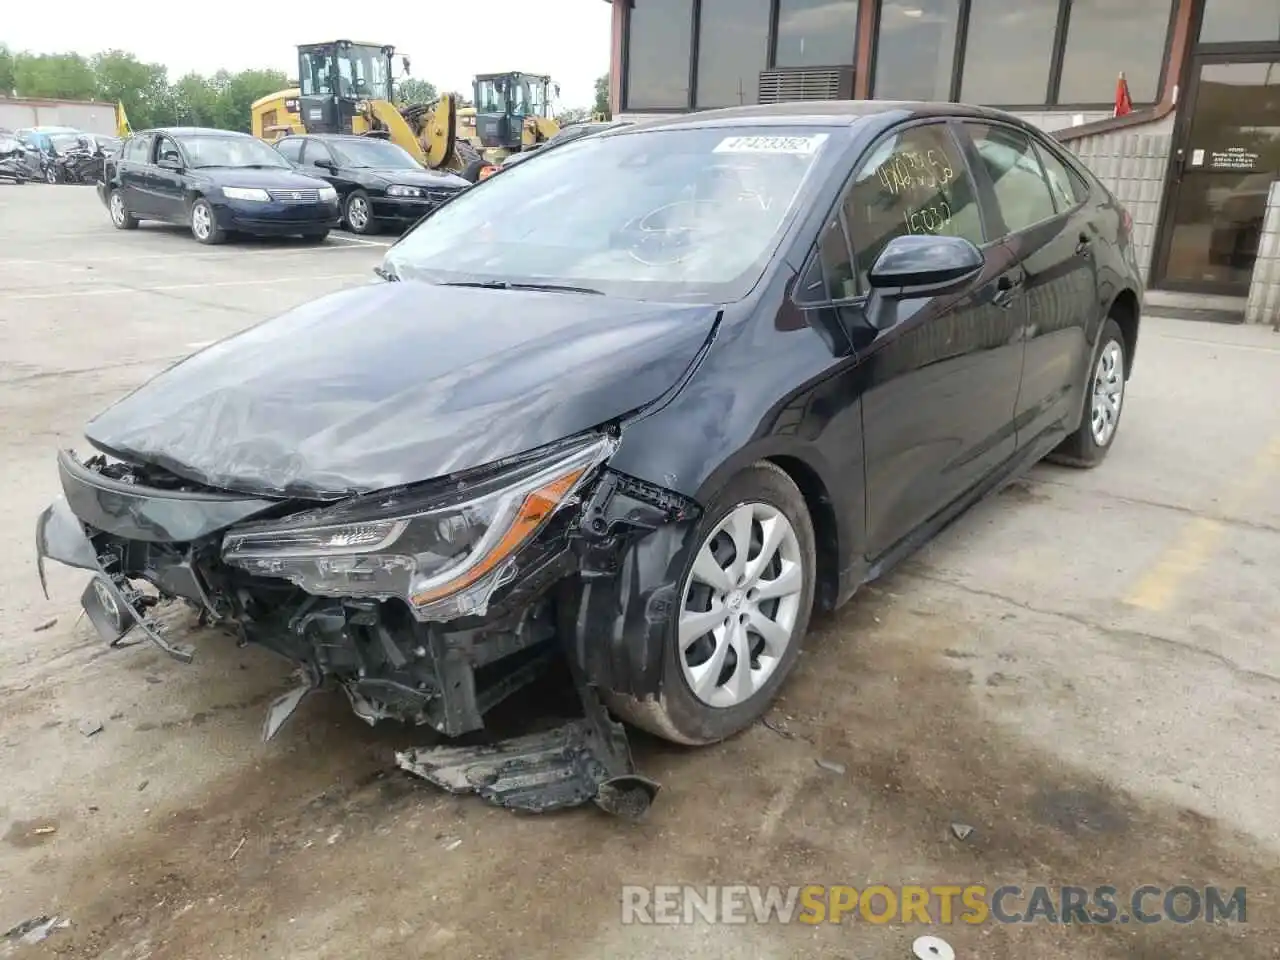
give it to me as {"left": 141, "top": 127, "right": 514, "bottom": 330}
{"left": 250, "top": 41, "right": 561, "bottom": 182}
{"left": 249, "top": 40, "right": 483, "bottom": 178}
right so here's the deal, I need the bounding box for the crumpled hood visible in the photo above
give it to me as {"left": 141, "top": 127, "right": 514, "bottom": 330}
{"left": 85, "top": 281, "right": 719, "bottom": 500}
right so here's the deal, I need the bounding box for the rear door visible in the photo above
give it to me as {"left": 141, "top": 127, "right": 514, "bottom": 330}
{"left": 117, "top": 134, "right": 153, "bottom": 214}
{"left": 847, "top": 120, "right": 1028, "bottom": 560}
{"left": 958, "top": 122, "right": 1100, "bottom": 450}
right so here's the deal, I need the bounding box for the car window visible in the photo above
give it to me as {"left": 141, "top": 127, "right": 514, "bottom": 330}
{"left": 384, "top": 124, "right": 839, "bottom": 303}
{"left": 276, "top": 138, "right": 304, "bottom": 163}
{"left": 966, "top": 124, "right": 1058, "bottom": 235}
{"left": 1034, "top": 142, "right": 1088, "bottom": 214}
{"left": 843, "top": 122, "right": 985, "bottom": 288}
{"left": 123, "top": 136, "right": 150, "bottom": 163}
{"left": 301, "top": 140, "right": 333, "bottom": 169}
{"left": 155, "top": 136, "right": 181, "bottom": 164}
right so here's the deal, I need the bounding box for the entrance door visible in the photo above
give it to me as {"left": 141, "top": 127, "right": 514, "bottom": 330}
{"left": 1153, "top": 57, "right": 1280, "bottom": 294}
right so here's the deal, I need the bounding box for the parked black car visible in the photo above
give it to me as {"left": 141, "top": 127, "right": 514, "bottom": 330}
{"left": 0, "top": 133, "right": 42, "bottom": 184}
{"left": 48, "top": 133, "right": 121, "bottom": 184}
{"left": 97, "top": 127, "right": 340, "bottom": 244}
{"left": 38, "top": 102, "right": 1142, "bottom": 817}
{"left": 273, "top": 134, "right": 469, "bottom": 235}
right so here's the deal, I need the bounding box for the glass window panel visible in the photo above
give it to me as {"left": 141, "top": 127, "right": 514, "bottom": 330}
{"left": 960, "top": 0, "right": 1059, "bottom": 105}
{"left": 966, "top": 123, "right": 1058, "bottom": 234}
{"left": 1058, "top": 0, "right": 1173, "bottom": 105}
{"left": 695, "top": 0, "right": 771, "bottom": 108}
{"left": 1199, "top": 0, "right": 1280, "bottom": 44}
{"left": 874, "top": 0, "right": 962, "bottom": 101}
{"left": 625, "top": 0, "right": 694, "bottom": 109}
{"left": 776, "top": 0, "right": 861, "bottom": 68}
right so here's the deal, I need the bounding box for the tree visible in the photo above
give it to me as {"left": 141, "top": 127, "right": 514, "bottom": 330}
{"left": 397, "top": 77, "right": 438, "bottom": 105}
{"left": 91, "top": 50, "right": 169, "bottom": 129}
{"left": 0, "top": 45, "right": 15, "bottom": 97}
{"left": 211, "top": 69, "right": 289, "bottom": 132}
{"left": 12, "top": 52, "right": 97, "bottom": 100}
{"left": 168, "top": 72, "right": 221, "bottom": 127}
{"left": 558, "top": 107, "right": 591, "bottom": 125}
{"left": 593, "top": 73, "right": 610, "bottom": 119}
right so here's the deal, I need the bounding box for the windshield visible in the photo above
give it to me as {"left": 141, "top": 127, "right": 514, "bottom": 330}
{"left": 336, "top": 45, "right": 389, "bottom": 99}
{"left": 49, "top": 134, "right": 82, "bottom": 152}
{"left": 179, "top": 136, "right": 292, "bottom": 169}
{"left": 386, "top": 125, "right": 836, "bottom": 302}
{"left": 331, "top": 139, "right": 420, "bottom": 169}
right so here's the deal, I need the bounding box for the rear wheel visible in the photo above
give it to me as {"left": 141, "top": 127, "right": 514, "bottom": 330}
{"left": 343, "top": 190, "right": 377, "bottom": 234}
{"left": 607, "top": 461, "right": 817, "bottom": 745}
{"left": 1048, "top": 316, "right": 1127, "bottom": 467}
{"left": 108, "top": 189, "right": 138, "bottom": 230}
{"left": 44, "top": 165, "right": 58, "bottom": 184}
{"left": 189, "top": 198, "right": 224, "bottom": 245}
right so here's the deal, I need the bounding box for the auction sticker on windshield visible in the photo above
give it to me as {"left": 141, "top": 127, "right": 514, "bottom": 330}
{"left": 713, "top": 134, "right": 828, "bottom": 155}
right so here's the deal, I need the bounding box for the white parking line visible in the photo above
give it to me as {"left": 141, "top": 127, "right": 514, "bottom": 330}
{"left": 2, "top": 273, "right": 370, "bottom": 301}
{"left": 0, "top": 240, "right": 389, "bottom": 266}
{"left": 328, "top": 235, "right": 393, "bottom": 247}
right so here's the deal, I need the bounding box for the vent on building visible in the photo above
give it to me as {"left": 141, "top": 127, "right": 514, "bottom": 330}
{"left": 757, "top": 67, "right": 855, "bottom": 104}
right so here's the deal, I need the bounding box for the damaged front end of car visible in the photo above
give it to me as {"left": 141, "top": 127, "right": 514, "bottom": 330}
{"left": 36, "top": 429, "right": 702, "bottom": 819}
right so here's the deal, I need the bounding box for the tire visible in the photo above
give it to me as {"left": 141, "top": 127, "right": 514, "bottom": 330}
{"left": 343, "top": 190, "right": 377, "bottom": 235}
{"left": 108, "top": 188, "right": 138, "bottom": 230}
{"left": 189, "top": 197, "right": 224, "bottom": 245}
{"left": 607, "top": 461, "right": 818, "bottom": 745}
{"left": 1047, "top": 316, "right": 1127, "bottom": 468}
{"left": 45, "top": 165, "right": 58, "bottom": 184}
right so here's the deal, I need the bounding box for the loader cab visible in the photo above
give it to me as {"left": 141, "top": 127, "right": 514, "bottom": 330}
{"left": 472, "top": 72, "right": 556, "bottom": 150}
{"left": 297, "top": 40, "right": 395, "bottom": 134}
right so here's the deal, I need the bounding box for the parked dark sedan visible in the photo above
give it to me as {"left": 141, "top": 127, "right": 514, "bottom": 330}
{"left": 98, "top": 127, "right": 340, "bottom": 244}
{"left": 37, "top": 102, "right": 1141, "bottom": 818}
{"left": 274, "top": 134, "right": 469, "bottom": 235}
{"left": 0, "top": 133, "right": 42, "bottom": 184}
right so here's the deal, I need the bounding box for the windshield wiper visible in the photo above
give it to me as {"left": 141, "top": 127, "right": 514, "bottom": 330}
{"left": 440, "top": 280, "right": 604, "bottom": 295}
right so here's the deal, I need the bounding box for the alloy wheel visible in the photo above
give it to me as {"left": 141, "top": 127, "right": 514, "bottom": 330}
{"left": 347, "top": 196, "right": 369, "bottom": 232}
{"left": 109, "top": 192, "right": 125, "bottom": 226}
{"left": 678, "top": 501, "right": 805, "bottom": 708}
{"left": 45, "top": 166, "right": 56, "bottom": 184}
{"left": 1090, "top": 340, "right": 1124, "bottom": 447}
{"left": 191, "top": 203, "right": 212, "bottom": 241}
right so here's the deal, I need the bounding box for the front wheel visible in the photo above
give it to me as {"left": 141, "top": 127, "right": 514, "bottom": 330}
{"left": 343, "top": 190, "right": 377, "bottom": 235}
{"left": 108, "top": 189, "right": 138, "bottom": 230}
{"left": 1048, "top": 316, "right": 1127, "bottom": 467}
{"left": 189, "top": 198, "right": 224, "bottom": 245}
{"left": 606, "top": 461, "right": 817, "bottom": 745}
{"left": 44, "top": 165, "right": 58, "bottom": 184}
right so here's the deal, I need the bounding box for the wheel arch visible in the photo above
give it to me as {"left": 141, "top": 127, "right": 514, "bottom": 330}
{"left": 763, "top": 454, "right": 840, "bottom": 613}
{"left": 1108, "top": 287, "right": 1141, "bottom": 377}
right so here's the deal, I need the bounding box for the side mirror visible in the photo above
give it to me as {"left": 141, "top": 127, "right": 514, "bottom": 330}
{"left": 867, "top": 234, "right": 983, "bottom": 295}
{"left": 313, "top": 158, "right": 335, "bottom": 171}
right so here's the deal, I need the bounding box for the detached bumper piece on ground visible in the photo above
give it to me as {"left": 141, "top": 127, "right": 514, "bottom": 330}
{"left": 36, "top": 439, "right": 694, "bottom": 819}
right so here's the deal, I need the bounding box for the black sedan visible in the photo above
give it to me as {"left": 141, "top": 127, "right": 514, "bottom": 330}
{"left": 274, "top": 134, "right": 469, "bottom": 235}
{"left": 37, "top": 102, "right": 1141, "bottom": 817}
{"left": 0, "top": 133, "right": 42, "bottom": 184}
{"left": 98, "top": 127, "right": 340, "bottom": 244}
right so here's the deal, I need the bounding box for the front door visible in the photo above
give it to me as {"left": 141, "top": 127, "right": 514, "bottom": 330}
{"left": 1153, "top": 57, "right": 1280, "bottom": 295}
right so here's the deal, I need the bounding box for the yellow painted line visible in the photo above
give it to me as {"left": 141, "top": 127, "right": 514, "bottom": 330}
{"left": 1125, "top": 436, "right": 1280, "bottom": 611}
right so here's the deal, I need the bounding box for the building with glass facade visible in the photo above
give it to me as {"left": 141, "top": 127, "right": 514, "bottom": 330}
{"left": 600, "top": 0, "right": 1280, "bottom": 320}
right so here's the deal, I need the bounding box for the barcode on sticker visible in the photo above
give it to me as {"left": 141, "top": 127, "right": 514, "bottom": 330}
{"left": 713, "top": 134, "right": 828, "bottom": 155}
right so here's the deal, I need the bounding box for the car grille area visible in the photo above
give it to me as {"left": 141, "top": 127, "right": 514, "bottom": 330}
{"left": 268, "top": 188, "right": 321, "bottom": 203}
{"left": 424, "top": 187, "right": 460, "bottom": 204}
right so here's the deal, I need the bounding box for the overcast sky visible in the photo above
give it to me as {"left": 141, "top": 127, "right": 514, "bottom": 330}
{"left": 4, "top": 0, "right": 613, "bottom": 108}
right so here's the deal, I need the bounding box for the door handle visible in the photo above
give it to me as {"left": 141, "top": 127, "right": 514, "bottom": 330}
{"left": 993, "top": 272, "right": 1023, "bottom": 308}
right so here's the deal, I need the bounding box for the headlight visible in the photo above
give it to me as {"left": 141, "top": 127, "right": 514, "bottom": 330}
{"left": 318, "top": 185, "right": 338, "bottom": 202}
{"left": 386, "top": 184, "right": 424, "bottom": 198}
{"left": 222, "top": 187, "right": 270, "bottom": 202}
{"left": 221, "top": 436, "right": 615, "bottom": 621}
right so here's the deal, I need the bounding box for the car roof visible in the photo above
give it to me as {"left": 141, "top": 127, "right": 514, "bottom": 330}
{"left": 607, "top": 100, "right": 1034, "bottom": 134}
{"left": 137, "top": 127, "right": 254, "bottom": 138}
{"left": 277, "top": 133, "right": 390, "bottom": 143}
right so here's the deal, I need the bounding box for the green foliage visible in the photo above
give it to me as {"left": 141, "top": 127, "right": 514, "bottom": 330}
{"left": 559, "top": 107, "right": 592, "bottom": 125}
{"left": 593, "top": 73, "right": 610, "bottom": 118}
{"left": 397, "top": 77, "right": 438, "bottom": 105}
{"left": 2, "top": 45, "right": 291, "bottom": 133}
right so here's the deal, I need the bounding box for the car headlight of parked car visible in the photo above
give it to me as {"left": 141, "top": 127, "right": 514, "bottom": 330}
{"left": 222, "top": 187, "right": 272, "bottom": 202}
{"left": 318, "top": 185, "right": 338, "bottom": 202}
{"left": 221, "top": 435, "right": 614, "bottom": 620}
{"left": 386, "top": 184, "right": 425, "bottom": 198}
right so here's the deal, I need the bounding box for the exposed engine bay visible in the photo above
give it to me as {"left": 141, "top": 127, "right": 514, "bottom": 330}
{"left": 36, "top": 433, "right": 701, "bottom": 818}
